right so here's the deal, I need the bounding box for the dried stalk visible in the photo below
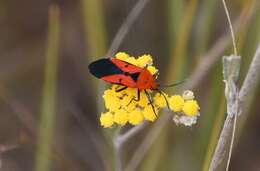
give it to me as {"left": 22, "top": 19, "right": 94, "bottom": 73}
{"left": 210, "top": 0, "right": 242, "bottom": 170}
{"left": 209, "top": 55, "right": 241, "bottom": 171}
{"left": 209, "top": 45, "right": 260, "bottom": 170}
{"left": 114, "top": 122, "right": 148, "bottom": 171}
{"left": 124, "top": 113, "right": 171, "bottom": 171}
{"left": 239, "top": 45, "right": 260, "bottom": 103}
{"left": 106, "top": 0, "right": 151, "bottom": 57}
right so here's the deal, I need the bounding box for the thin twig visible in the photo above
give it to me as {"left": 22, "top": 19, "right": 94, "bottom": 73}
{"left": 209, "top": 114, "right": 234, "bottom": 170}
{"left": 221, "top": 1, "right": 239, "bottom": 170}
{"left": 114, "top": 122, "right": 148, "bottom": 171}
{"left": 226, "top": 111, "right": 237, "bottom": 171}
{"left": 124, "top": 113, "right": 171, "bottom": 171}
{"left": 239, "top": 44, "right": 260, "bottom": 102}
{"left": 116, "top": 122, "right": 149, "bottom": 146}
{"left": 0, "top": 87, "right": 37, "bottom": 136}
{"left": 222, "top": 0, "right": 238, "bottom": 55}
{"left": 185, "top": 5, "right": 254, "bottom": 90}
{"left": 106, "top": 0, "right": 151, "bottom": 57}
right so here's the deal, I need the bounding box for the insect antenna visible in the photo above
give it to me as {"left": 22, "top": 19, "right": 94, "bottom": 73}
{"left": 156, "top": 80, "right": 185, "bottom": 111}
{"left": 160, "top": 79, "right": 186, "bottom": 88}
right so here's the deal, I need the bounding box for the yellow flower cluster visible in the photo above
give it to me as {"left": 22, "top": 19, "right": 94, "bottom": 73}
{"left": 99, "top": 52, "right": 200, "bottom": 128}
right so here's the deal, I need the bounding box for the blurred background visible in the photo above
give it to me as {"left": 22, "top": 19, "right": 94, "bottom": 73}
{"left": 0, "top": 0, "right": 259, "bottom": 171}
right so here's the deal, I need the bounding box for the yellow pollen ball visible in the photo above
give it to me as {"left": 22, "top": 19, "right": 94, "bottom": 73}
{"left": 169, "top": 95, "right": 185, "bottom": 112}
{"left": 114, "top": 110, "right": 129, "bottom": 125}
{"left": 126, "top": 88, "right": 138, "bottom": 98}
{"left": 137, "top": 54, "right": 153, "bottom": 67}
{"left": 182, "top": 100, "right": 200, "bottom": 116}
{"left": 103, "top": 89, "right": 121, "bottom": 112}
{"left": 115, "top": 52, "right": 130, "bottom": 60}
{"left": 124, "top": 57, "right": 138, "bottom": 65}
{"left": 128, "top": 109, "right": 144, "bottom": 125}
{"left": 143, "top": 106, "right": 158, "bottom": 122}
{"left": 153, "top": 93, "right": 167, "bottom": 108}
{"left": 138, "top": 92, "right": 150, "bottom": 107}
{"left": 100, "top": 112, "right": 114, "bottom": 128}
{"left": 147, "top": 66, "right": 158, "bottom": 75}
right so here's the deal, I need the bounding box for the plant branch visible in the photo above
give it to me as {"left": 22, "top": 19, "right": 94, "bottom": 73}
{"left": 114, "top": 122, "right": 148, "bottom": 171}
{"left": 209, "top": 45, "right": 260, "bottom": 170}
{"left": 185, "top": 5, "right": 254, "bottom": 90}
{"left": 106, "top": 0, "right": 151, "bottom": 57}
{"left": 239, "top": 44, "right": 260, "bottom": 103}
{"left": 222, "top": 0, "right": 237, "bottom": 55}
{"left": 124, "top": 113, "right": 171, "bottom": 171}
{"left": 209, "top": 55, "right": 241, "bottom": 171}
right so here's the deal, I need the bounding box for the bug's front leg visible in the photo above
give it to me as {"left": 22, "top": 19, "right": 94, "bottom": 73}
{"left": 127, "top": 89, "right": 140, "bottom": 106}
{"left": 144, "top": 90, "right": 158, "bottom": 117}
{"left": 115, "top": 86, "right": 128, "bottom": 92}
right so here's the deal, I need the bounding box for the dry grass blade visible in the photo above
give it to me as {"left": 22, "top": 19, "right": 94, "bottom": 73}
{"left": 106, "top": 0, "right": 151, "bottom": 57}
{"left": 124, "top": 113, "right": 171, "bottom": 171}
{"left": 239, "top": 44, "right": 260, "bottom": 102}
{"left": 35, "top": 5, "right": 60, "bottom": 171}
{"left": 185, "top": 4, "right": 255, "bottom": 90}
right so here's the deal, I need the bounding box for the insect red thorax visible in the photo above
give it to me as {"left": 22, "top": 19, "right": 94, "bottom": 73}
{"left": 136, "top": 69, "right": 158, "bottom": 90}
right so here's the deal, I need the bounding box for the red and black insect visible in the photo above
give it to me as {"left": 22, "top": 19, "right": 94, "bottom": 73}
{"left": 88, "top": 58, "right": 181, "bottom": 116}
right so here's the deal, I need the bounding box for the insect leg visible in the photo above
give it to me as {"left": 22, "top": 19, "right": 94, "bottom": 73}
{"left": 158, "top": 90, "right": 170, "bottom": 110}
{"left": 115, "top": 86, "right": 127, "bottom": 92}
{"left": 127, "top": 89, "right": 140, "bottom": 106}
{"left": 144, "top": 90, "right": 158, "bottom": 117}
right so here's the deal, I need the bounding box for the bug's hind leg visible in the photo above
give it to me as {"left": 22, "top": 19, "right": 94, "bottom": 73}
{"left": 144, "top": 90, "right": 158, "bottom": 117}
{"left": 127, "top": 89, "right": 140, "bottom": 106}
{"left": 115, "top": 86, "right": 128, "bottom": 92}
{"left": 158, "top": 90, "right": 170, "bottom": 111}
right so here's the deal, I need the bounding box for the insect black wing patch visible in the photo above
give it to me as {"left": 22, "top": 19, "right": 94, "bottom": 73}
{"left": 88, "top": 58, "right": 123, "bottom": 78}
{"left": 130, "top": 72, "right": 140, "bottom": 82}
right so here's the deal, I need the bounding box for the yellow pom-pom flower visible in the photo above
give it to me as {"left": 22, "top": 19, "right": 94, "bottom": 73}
{"left": 115, "top": 52, "right": 130, "bottom": 61}
{"left": 153, "top": 93, "right": 167, "bottom": 108}
{"left": 137, "top": 54, "right": 153, "bottom": 67}
{"left": 169, "top": 95, "right": 185, "bottom": 112}
{"left": 147, "top": 66, "right": 158, "bottom": 75}
{"left": 103, "top": 89, "right": 121, "bottom": 112}
{"left": 114, "top": 110, "right": 129, "bottom": 125}
{"left": 100, "top": 112, "right": 114, "bottom": 128}
{"left": 128, "top": 109, "right": 144, "bottom": 125}
{"left": 182, "top": 100, "right": 200, "bottom": 116}
{"left": 137, "top": 92, "right": 150, "bottom": 107}
{"left": 143, "top": 106, "right": 158, "bottom": 121}
{"left": 98, "top": 52, "right": 201, "bottom": 128}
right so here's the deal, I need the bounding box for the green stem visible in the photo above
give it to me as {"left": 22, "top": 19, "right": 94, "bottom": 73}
{"left": 35, "top": 5, "right": 60, "bottom": 171}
